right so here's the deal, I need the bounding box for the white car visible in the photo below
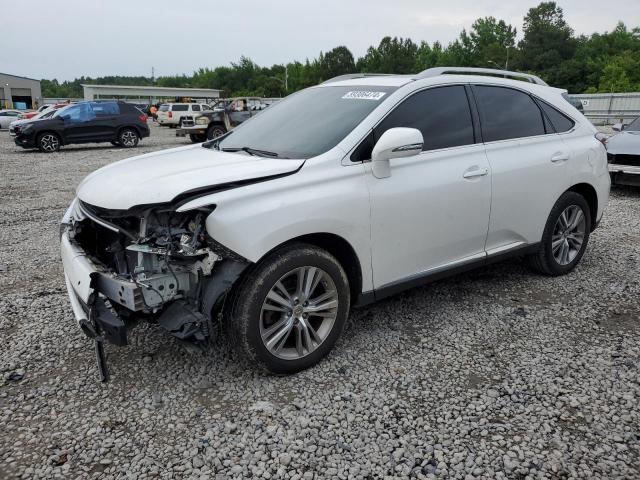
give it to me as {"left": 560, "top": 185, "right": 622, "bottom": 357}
{"left": 61, "top": 67, "right": 610, "bottom": 380}
{"left": 0, "top": 109, "right": 24, "bottom": 129}
{"left": 156, "top": 103, "right": 211, "bottom": 127}
{"left": 605, "top": 117, "right": 640, "bottom": 186}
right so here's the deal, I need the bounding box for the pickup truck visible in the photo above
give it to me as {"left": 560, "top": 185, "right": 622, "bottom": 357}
{"left": 176, "top": 97, "right": 274, "bottom": 142}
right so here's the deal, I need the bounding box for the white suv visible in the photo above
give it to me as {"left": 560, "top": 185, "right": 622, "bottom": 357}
{"left": 61, "top": 68, "right": 610, "bottom": 380}
{"left": 156, "top": 103, "right": 210, "bottom": 126}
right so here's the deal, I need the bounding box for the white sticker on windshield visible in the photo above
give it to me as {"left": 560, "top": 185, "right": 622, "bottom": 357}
{"left": 342, "top": 91, "right": 386, "bottom": 101}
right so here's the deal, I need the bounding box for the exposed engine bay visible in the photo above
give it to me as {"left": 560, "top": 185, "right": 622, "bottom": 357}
{"left": 66, "top": 200, "right": 248, "bottom": 354}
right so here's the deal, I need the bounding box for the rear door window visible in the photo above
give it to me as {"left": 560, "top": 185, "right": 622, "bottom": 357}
{"left": 90, "top": 102, "right": 119, "bottom": 116}
{"left": 473, "top": 86, "right": 546, "bottom": 142}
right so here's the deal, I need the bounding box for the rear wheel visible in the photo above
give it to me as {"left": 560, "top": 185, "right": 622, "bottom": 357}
{"left": 37, "top": 132, "right": 61, "bottom": 153}
{"left": 206, "top": 124, "right": 226, "bottom": 140}
{"left": 118, "top": 128, "right": 139, "bottom": 148}
{"left": 226, "top": 243, "right": 350, "bottom": 373}
{"left": 528, "top": 191, "right": 591, "bottom": 276}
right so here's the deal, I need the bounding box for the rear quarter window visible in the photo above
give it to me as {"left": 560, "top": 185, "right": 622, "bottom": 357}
{"left": 159, "top": 105, "right": 170, "bottom": 112}
{"left": 172, "top": 105, "right": 189, "bottom": 111}
{"left": 538, "top": 100, "right": 575, "bottom": 133}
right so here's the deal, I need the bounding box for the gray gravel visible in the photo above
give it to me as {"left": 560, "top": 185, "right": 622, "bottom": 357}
{"left": 1, "top": 123, "right": 639, "bottom": 479}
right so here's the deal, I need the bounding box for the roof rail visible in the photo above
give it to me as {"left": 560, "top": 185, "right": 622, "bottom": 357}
{"left": 414, "top": 67, "right": 548, "bottom": 86}
{"left": 321, "top": 73, "right": 396, "bottom": 84}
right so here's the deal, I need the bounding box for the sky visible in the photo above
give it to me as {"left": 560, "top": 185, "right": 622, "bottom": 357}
{"left": 2, "top": 0, "right": 638, "bottom": 81}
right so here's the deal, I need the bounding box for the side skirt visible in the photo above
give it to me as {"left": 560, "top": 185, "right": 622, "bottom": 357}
{"left": 355, "top": 243, "right": 540, "bottom": 306}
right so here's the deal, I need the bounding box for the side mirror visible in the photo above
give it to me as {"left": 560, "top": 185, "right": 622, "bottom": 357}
{"left": 612, "top": 123, "right": 624, "bottom": 132}
{"left": 371, "top": 127, "right": 424, "bottom": 178}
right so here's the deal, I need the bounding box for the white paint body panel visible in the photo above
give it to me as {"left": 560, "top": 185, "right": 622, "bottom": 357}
{"left": 76, "top": 145, "right": 304, "bottom": 210}
{"left": 366, "top": 143, "right": 491, "bottom": 288}
{"left": 71, "top": 74, "right": 610, "bottom": 299}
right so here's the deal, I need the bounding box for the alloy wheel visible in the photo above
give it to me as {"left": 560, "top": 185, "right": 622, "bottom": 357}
{"left": 40, "top": 134, "right": 59, "bottom": 152}
{"left": 260, "top": 266, "right": 339, "bottom": 360}
{"left": 552, "top": 205, "right": 586, "bottom": 265}
{"left": 121, "top": 130, "right": 137, "bottom": 147}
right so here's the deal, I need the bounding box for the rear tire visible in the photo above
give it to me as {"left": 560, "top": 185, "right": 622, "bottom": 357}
{"left": 118, "top": 128, "right": 139, "bottom": 148}
{"left": 527, "top": 191, "right": 591, "bottom": 276}
{"left": 206, "top": 124, "right": 226, "bottom": 140}
{"left": 37, "top": 132, "right": 61, "bottom": 153}
{"left": 225, "top": 243, "right": 350, "bottom": 374}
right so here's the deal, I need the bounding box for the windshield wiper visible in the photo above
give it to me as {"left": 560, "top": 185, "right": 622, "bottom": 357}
{"left": 222, "top": 146, "right": 283, "bottom": 158}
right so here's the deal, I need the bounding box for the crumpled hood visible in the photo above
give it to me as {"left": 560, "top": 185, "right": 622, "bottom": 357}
{"left": 77, "top": 144, "right": 304, "bottom": 210}
{"left": 606, "top": 131, "right": 640, "bottom": 155}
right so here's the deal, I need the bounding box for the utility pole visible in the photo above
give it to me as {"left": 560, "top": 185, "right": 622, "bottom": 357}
{"left": 285, "top": 65, "right": 288, "bottom": 92}
{"left": 151, "top": 66, "right": 155, "bottom": 84}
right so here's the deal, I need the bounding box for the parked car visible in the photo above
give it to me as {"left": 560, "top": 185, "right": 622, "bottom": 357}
{"left": 0, "top": 110, "right": 24, "bottom": 129}
{"left": 13, "top": 101, "right": 149, "bottom": 152}
{"left": 156, "top": 103, "right": 211, "bottom": 127}
{"left": 60, "top": 67, "right": 609, "bottom": 380}
{"left": 176, "top": 97, "right": 267, "bottom": 143}
{"left": 9, "top": 107, "right": 58, "bottom": 135}
{"left": 605, "top": 116, "right": 640, "bottom": 186}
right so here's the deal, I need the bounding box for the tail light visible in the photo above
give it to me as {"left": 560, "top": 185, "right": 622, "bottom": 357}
{"left": 168, "top": 111, "right": 173, "bottom": 118}
{"left": 138, "top": 114, "right": 147, "bottom": 122}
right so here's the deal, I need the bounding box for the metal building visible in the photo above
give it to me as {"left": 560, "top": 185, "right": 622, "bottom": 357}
{"left": 82, "top": 84, "right": 222, "bottom": 103}
{"left": 0, "top": 73, "right": 42, "bottom": 110}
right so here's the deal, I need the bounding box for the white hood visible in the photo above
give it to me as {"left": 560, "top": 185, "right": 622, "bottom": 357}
{"left": 606, "top": 131, "right": 640, "bottom": 156}
{"left": 77, "top": 144, "right": 304, "bottom": 210}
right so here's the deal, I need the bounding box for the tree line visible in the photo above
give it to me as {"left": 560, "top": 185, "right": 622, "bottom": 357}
{"left": 41, "top": 2, "right": 640, "bottom": 99}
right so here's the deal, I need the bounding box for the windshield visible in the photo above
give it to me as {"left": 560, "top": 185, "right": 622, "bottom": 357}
{"left": 216, "top": 85, "right": 397, "bottom": 159}
{"left": 627, "top": 117, "right": 640, "bottom": 131}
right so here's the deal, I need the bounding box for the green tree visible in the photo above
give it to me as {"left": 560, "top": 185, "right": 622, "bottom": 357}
{"left": 356, "top": 36, "right": 419, "bottom": 74}
{"left": 516, "top": 2, "right": 577, "bottom": 86}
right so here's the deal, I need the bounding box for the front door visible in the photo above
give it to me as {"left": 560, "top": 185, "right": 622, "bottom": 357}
{"left": 61, "top": 103, "right": 97, "bottom": 143}
{"left": 366, "top": 85, "right": 492, "bottom": 290}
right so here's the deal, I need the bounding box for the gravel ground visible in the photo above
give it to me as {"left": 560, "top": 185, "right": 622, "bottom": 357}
{"left": 0, "top": 123, "right": 639, "bottom": 480}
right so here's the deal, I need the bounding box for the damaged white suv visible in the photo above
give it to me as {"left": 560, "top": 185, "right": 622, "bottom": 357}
{"left": 61, "top": 68, "right": 610, "bottom": 380}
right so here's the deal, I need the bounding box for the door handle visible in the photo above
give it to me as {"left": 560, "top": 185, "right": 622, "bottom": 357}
{"left": 551, "top": 152, "right": 569, "bottom": 163}
{"left": 463, "top": 167, "right": 489, "bottom": 179}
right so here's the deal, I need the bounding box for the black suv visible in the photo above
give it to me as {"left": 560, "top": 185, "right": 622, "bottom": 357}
{"left": 13, "top": 101, "right": 150, "bottom": 153}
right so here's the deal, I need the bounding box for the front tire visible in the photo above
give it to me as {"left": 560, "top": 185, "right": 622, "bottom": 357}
{"left": 189, "top": 133, "right": 206, "bottom": 143}
{"left": 528, "top": 191, "right": 591, "bottom": 276}
{"left": 118, "top": 128, "right": 139, "bottom": 148}
{"left": 37, "top": 132, "right": 61, "bottom": 153}
{"left": 206, "top": 124, "right": 226, "bottom": 140}
{"left": 226, "top": 243, "right": 350, "bottom": 373}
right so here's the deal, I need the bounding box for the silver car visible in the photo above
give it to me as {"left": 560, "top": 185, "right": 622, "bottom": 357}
{"left": 0, "top": 109, "right": 23, "bottom": 129}
{"left": 606, "top": 117, "right": 640, "bottom": 186}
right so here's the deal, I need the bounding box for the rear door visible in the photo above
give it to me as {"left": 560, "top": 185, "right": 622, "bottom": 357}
{"left": 472, "top": 85, "right": 570, "bottom": 253}
{"left": 89, "top": 102, "right": 120, "bottom": 140}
